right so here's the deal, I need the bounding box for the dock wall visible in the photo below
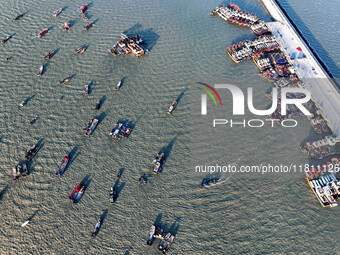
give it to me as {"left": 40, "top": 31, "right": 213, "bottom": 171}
{"left": 259, "top": 0, "right": 340, "bottom": 137}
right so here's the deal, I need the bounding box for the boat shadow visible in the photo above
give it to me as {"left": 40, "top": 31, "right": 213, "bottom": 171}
{"left": 81, "top": 174, "right": 92, "bottom": 187}
{"left": 161, "top": 135, "right": 178, "bottom": 162}
{"left": 61, "top": 6, "right": 68, "bottom": 12}
{"left": 175, "top": 86, "right": 189, "bottom": 104}
{"left": 3, "top": 33, "right": 15, "bottom": 42}
{"left": 97, "top": 112, "right": 107, "bottom": 123}
{"left": 119, "top": 109, "right": 149, "bottom": 132}
{"left": 117, "top": 167, "right": 125, "bottom": 179}
{"left": 96, "top": 209, "right": 108, "bottom": 234}
{"left": 113, "top": 179, "right": 125, "bottom": 202}
{"left": 87, "top": 2, "right": 94, "bottom": 9}
{"left": 82, "top": 44, "right": 90, "bottom": 51}
{"left": 139, "top": 172, "right": 149, "bottom": 182}
{"left": 85, "top": 13, "right": 94, "bottom": 21}
{"left": 0, "top": 185, "right": 9, "bottom": 201}
{"left": 94, "top": 96, "right": 105, "bottom": 111}
{"left": 100, "top": 95, "right": 106, "bottom": 107}
{"left": 119, "top": 76, "right": 127, "bottom": 89}
{"left": 22, "top": 138, "right": 44, "bottom": 174}
{"left": 123, "top": 23, "right": 159, "bottom": 52}
{"left": 42, "top": 62, "right": 50, "bottom": 74}
{"left": 168, "top": 217, "right": 180, "bottom": 236}
{"left": 87, "top": 80, "right": 95, "bottom": 94}
{"left": 27, "top": 209, "right": 39, "bottom": 221}
{"left": 153, "top": 214, "right": 180, "bottom": 235}
{"left": 53, "top": 47, "right": 61, "bottom": 56}
{"left": 65, "top": 146, "right": 79, "bottom": 174}
{"left": 13, "top": 11, "right": 29, "bottom": 19}
{"left": 92, "top": 18, "right": 99, "bottom": 25}
{"left": 153, "top": 213, "right": 162, "bottom": 226}
{"left": 116, "top": 119, "right": 135, "bottom": 130}
{"left": 24, "top": 94, "right": 36, "bottom": 104}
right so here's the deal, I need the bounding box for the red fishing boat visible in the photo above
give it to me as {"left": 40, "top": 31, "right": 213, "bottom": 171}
{"left": 80, "top": 4, "right": 88, "bottom": 13}
{"left": 59, "top": 77, "right": 71, "bottom": 84}
{"left": 53, "top": 8, "right": 62, "bottom": 17}
{"left": 63, "top": 22, "right": 71, "bottom": 30}
{"left": 37, "top": 28, "right": 48, "bottom": 38}
{"left": 44, "top": 51, "right": 54, "bottom": 60}
{"left": 83, "top": 22, "right": 93, "bottom": 31}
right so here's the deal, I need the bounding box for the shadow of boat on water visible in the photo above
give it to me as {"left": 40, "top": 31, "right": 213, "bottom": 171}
{"left": 123, "top": 23, "right": 159, "bottom": 52}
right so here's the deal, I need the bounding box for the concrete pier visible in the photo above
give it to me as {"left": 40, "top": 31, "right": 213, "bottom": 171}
{"left": 260, "top": 0, "right": 340, "bottom": 137}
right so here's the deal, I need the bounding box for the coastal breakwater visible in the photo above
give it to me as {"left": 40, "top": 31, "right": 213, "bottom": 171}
{"left": 259, "top": 0, "right": 340, "bottom": 137}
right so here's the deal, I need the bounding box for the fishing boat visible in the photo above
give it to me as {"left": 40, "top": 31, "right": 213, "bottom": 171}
{"left": 154, "top": 225, "right": 165, "bottom": 239}
{"left": 95, "top": 100, "right": 101, "bottom": 110}
{"left": 85, "top": 84, "right": 89, "bottom": 95}
{"left": 80, "top": 4, "right": 88, "bottom": 13}
{"left": 44, "top": 51, "right": 54, "bottom": 60}
{"left": 12, "top": 163, "right": 29, "bottom": 181}
{"left": 13, "top": 13, "right": 24, "bottom": 21}
{"left": 110, "top": 123, "right": 132, "bottom": 140}
{"left": 158, "top": 233, "right": 175, "bottom": 254}
{"left": 25, "top": 144, "right": 41, "bottom": 161}
{"left": 200, "top": 178, "right": 220, "bottom": 188}
{"left": 53, "top": 8, "right": 62, "bottom": 17}
{"left": 110, "top": 187, "right": 116, "bottom": 203}
{"left": 82, "top": 13, "right": 89, "bottom": 21}
{"left": 83, "top": 22, "right": 93, "bottom": 31}
{"left": 63, "top": 22, "right": 71, "bottom": 30}
{"left": 167, "top": 100, "right": 177, "bottom": 115}
{"left": 37, "top": 65, "right": 43, "bottom": 76}
{"left": 147, "top": 225, "right": 155, "bottom": 245}
{"left": 21, "top": 220, "right": 30, "bottom": 227}
{"left": 152, "top": 153, "right": 165, "bottom": 174}
{"left": 2, "top": 35, "right": 12, "bottom": 44}
{"left": 55, "top": 155, "right": 70, "bottom": 176}
{"left": 20, "top": 100, "right": 27, "bottom": 107}
{"left": 85, "top": 118, "right": 98, "bottom": 136}
{"left": 110, "top": 123, "right": 122, "bottom": 136}
{"left": 305, "top": 171, "right": 339, "bottom": 208}
{"left": 75, "top": 46, "right": 86, "bottom": 54}
{"left": 69, "top": 182, "right": 86, "bottom": 203}
{"left": 37, "top": 28, "right": 48, "bottom": 38}
{"left": 91, "top": 219, "right": 101, "bottom": 237}
{"left": 29, "top": 117, "right": 38, "bottom": 125}
{"left": 139, "top": 176, "right": 147, "bottom": 185}
{"left": 115, "top": 80, "right": 122, "bottom": 90}
{"left": 59, "top": 77, "right": 71, "bottom": 84}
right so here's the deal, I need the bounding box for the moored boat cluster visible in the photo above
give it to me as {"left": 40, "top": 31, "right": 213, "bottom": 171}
{"left": 211, "top": 2, "right": 340, "bottom": 207}
{"left": 211, "top": 3, "right": 269, "bottom": 35}
{"left": 226, "top": 35, "right": 278, "bottom": 63}
{"left": 108, "top": 33, "right": 147, "bottom": 57}
{"left": 305, "top": 158, "right": 340, "bottom": 207}
{"left": 300, "top": 136, "right": 340, "bottom": 160}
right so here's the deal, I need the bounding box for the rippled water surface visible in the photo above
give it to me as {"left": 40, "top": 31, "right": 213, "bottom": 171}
{"left": 0, "top": 0, "right": 339, "bottom": 254}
